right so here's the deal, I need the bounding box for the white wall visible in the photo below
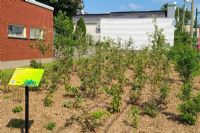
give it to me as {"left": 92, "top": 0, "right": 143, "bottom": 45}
{"left": 100, "top": 18, "right": 175, "bottom": 50}
{"left": 85, "top": 23, "right": 100, "bottom": 42}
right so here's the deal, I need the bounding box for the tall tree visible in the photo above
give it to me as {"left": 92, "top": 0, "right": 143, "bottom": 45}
{"left": 161, "top": 3, "right": 191, "bottom": 31}
{"left": 36, "top": 0, "right": 84, "bottom": 16}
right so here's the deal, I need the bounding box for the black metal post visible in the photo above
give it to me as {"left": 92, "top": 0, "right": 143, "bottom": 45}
{"left": 25, "top": 86, "right": 29, "bottom": 133}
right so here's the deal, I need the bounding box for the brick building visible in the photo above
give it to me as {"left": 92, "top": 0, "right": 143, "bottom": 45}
{"left": 0, "top": 0, "right": 54, "bottom": 68}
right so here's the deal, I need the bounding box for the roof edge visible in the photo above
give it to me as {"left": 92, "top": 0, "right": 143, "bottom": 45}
{"left": 75, "top": 10, "right": 166, "bottom": 17}
{"left": 25, "top": 0, "right": 54, "bottom": 11}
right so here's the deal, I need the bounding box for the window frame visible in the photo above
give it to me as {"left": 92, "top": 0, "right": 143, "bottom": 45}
{"left": 8, "top": 24, "right": 27, "bottom": 39}
{"left": 96, "top": 24, "right": 101, "bottom": 33}
{"left": 30, "top": 27, "right": 44, "bottom": 40}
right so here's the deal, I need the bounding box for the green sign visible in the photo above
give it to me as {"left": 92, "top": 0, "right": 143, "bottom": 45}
{"left": 9, "top": 68, "right": 44, "bottom": 87}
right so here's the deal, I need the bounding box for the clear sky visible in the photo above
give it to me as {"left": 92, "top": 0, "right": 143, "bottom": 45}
{"left": 84, "top": 0, "right": 200, "bottom": 13}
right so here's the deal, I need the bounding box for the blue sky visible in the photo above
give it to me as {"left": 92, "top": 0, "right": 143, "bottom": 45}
{"left": 84, "top": 0, "right": 200, "bottom": 13}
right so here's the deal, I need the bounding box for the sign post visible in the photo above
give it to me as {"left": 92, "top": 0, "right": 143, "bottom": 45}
{"left": 25, "top": 86, "right": 29, "bottom": 133}
{"left": 9, "top": 68, "right": 44, "bottom": 133}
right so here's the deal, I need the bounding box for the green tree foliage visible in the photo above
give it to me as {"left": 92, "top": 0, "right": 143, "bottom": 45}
{"left": 169, "top": 44, "right": 200, "bottom": 83}
{"left": 74, "top": 17, "right": 86, "bottom": 39}
{"left": 174, "top": 31, "right": 194, "bottom": 46}
{"left": 54, "top": 11, "right": 77, "bottom": 49}
{"left": 36, "top": 0, "right": 84, "bottom": 16}
{"left": 54, "top": 11, "right": 74, "bottom": 37}
{"left": 178, "top": 94, "right": 200, "bottom": 125}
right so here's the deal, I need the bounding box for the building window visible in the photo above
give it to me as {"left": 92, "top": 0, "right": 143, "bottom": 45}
{"left": 8, "top": 25, "right": 26, "bottom": 38}
{"left": 30, "top": 28, "right": 44, "bottom": 39}
{"left": 96, "top": 24, "right": 100, "bottom": 33}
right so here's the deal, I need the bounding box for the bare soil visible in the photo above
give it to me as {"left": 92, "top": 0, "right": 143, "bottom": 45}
{"left": 0, "top": 70, "right": 200, "bottom": 133}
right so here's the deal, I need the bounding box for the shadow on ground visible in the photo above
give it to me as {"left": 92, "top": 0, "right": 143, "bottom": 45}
{"left": 162, "top": 111, "right": 181, "bottom": 124}
{"left": 6, "top": 118, "right": 34, "bottom": 133}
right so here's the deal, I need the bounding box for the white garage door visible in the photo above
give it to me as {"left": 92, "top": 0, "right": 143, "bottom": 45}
{"left": 100, "top": 18, "right": 175, "bottom": 50}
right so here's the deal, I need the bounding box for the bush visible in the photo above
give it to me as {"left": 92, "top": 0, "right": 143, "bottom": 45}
{"left": 178, "top": 99, "right": 197, "bottom": 116}
{"left": 44, "top": 94, "right": 53, "bottom": 107}
{"left": 143, "top": 102, "right": 158, "bottom": 118}
{"left": 178, "top": 94, "right": 200, "bottom": 125}
{"left": 130, "top": 106, "right": 141, "bottom": 128}
{"left": 91, "top": 109, "right": 109, "bottom": 120}
{"left": 194, "top": 94, "right": 200, "bottom": 112}
{"left": 169, "top": 44, "right": 200, "bottom": 82}
{"left": 30, "top": 60, "right": 43, "bottom": 68}
{"left": 74, "top": 17, "right": 86, "bottom": 39}
{"left": 159, "top": 84, "right": 170, "bottom": 104}
{"left": 12, "top": 105, "right": 23, "bottom": 113}
{"left": 130, "top": 90, "right": 141, "bottom": 104}
{"left": 174, "top": 31, "right": 194, "bottom": 46}
{"left": 108, "top": 85, "right": 122, "bottom": 113}
{"left": 180, "top": 113, "right": 197, "bottom": 125}
{"left": 65, "top": 84, "right": 79, "bottom": 96}
{"left": 44, "top": 121, "right": 56, "bottom": 131}
{"left": 73, "top": 96, "right": 84, "bottom": 108}
{"left": 181, "top": 82, "right": 192, "bottom": 101}
{"left": 63, "top": 100, "right": 73, "bottom": 108}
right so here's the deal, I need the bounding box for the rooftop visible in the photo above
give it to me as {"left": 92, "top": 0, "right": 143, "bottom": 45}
{"left": 25, "top": 0, "right": 54, "bottom": 11}
{"left": 73, "top": 10, "right": 167, "bottom": 23}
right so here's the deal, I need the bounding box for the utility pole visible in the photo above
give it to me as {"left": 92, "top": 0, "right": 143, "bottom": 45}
{"left": 182, "top": 0, "right": 186, "bottom": 32}
{"left": 195, "top": 8, "right": 198, "bottom": 39}
{"left": 190, "top": 0, "right": 194, "bottom": 38}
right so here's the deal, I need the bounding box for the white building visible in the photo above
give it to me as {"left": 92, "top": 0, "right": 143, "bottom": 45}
{"left": 73, "top": 4, "right": 176, "bottom": 50}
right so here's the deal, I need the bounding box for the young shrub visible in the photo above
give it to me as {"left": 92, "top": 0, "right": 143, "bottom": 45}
{"left": 149, "top": 18, "right": 170, "bottom": 91}
{"left": 109, "top": 85, "right": 122, "bottom": 113}
{"left": 143, "top": 102, "right": 158, "bottom": 118}
{"left": 169, "top": 44, "right": 200, "bottom": 83}
{"left": 130, "top": 106, "right": 141, "bottom": 128}
{"left": 63, "top": 100, "right": 73, "bottom": 109}
{"left": 89, "top": 109, "right": 110, "bottom": 127}
{"left": 30, "top": 31, "right": 50, "bottom": 65}
{"left": 91, "top": 109, "right": 109, "bottom": 120}
{"left": 159, "top": 83, "right": 170, "bottom": 105}
{"left": 179, "top": 113, "right": 197, "bottom": 125}
{"left": 30, "top": 59, "right": 44, "bottom": 68}
{"left": 194, "top": 94, "right": 200, "bottom": 112}
{"left": 181, "top": 82, "right": 192, "bottom": 101}
{"left": 130, "top": 50, "right": 148, "bottom": 104}
{"left": 44, "top": 121, "right": 56, "bottom": 131}
{"left": 56, "top": 46, "right": 74, "bottom": 84}
{"left": 178, "top": 93, "right": 200, "bottom": 125}
{"left": 178, "top": 99, "right": 197, "bottom": 125}
{"left": 73, "top": 96, "right": 84, "bottom": 108}
{"left": 48, "top": 83, "right": 58, "bottom": 94}
{"left": 130, "top": 90, "right": 141, "bottom": 105}
{"left": 65, "top": 84, "right": 79, "bottom": 96}
{"left": 12, "top": 105, "right": 23, "bottom": 113}
{"left": 44, "top": 94, "right": 53, "bottom": 107}
{"left": 78, "top": 57, "right": 102, "bottom": 98}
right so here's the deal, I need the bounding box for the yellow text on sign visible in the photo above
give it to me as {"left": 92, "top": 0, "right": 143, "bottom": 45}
{"left": 9, "top": 68, "right": 44, "bottom": 87}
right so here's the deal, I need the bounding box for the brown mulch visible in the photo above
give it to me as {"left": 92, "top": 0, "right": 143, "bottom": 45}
{"left": 0, "top": 70, "right": 200, "bottom": 133}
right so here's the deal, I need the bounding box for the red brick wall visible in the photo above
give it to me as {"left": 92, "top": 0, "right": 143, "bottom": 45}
{"left": 0, "top": 0, "right": 53, "bottom": 61}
